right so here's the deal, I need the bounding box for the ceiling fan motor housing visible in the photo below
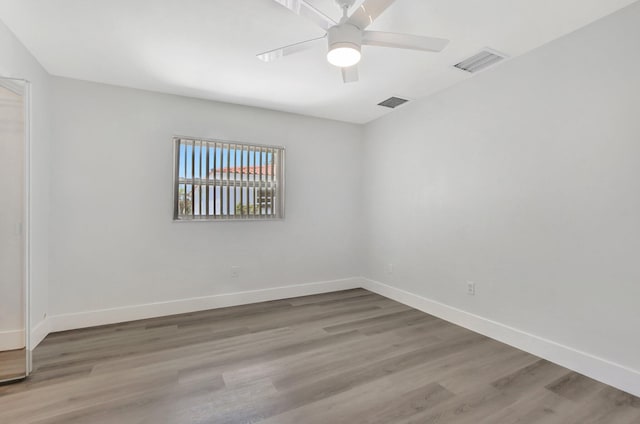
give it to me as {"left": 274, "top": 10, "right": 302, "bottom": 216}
{"left": 327, "top": 23, "right": 362, "bottom": 54}
{"left": 335, "top": 0, "right": 356, "bottom": 8}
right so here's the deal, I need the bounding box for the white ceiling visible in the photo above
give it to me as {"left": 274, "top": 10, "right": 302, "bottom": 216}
{"left": 0, "top": 0, "right": 636, "bottom": 123}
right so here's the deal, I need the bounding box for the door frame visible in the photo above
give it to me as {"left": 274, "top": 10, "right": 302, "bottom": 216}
{"left": 0, "top": 76, "right": 31, "bottom": 376}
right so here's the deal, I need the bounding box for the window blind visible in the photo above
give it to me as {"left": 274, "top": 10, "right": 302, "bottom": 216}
{"left": 173, "top": 137, "right": 285, "bottom": 220}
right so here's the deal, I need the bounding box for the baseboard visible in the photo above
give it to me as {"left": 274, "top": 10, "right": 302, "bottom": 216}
{"left": 30, "top": 318, "right": 51, "bottom": 349}
{"left": 0, "top": 329, "right": 25, "bottom": 351}
{"left": 361, "top": 278, "right": 640, "bottom": 397}
{"left": 46, "top": 277, "right": 363, "bottom": 337}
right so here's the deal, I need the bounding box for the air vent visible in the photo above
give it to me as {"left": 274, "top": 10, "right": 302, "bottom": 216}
{"left": 454, "top": 49, "right": 506, "bottom": 73}
{"left": 378, "top": 96, "right": 409, "bottom": 109}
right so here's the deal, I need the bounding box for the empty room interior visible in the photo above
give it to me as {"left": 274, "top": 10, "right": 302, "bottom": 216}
{"left": 1, "top": 0, "right": 640, "bottom": 422}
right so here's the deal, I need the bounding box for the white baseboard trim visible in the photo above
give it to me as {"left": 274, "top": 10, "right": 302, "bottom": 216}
{"left": 42, "top": 277, "right": 363, "bottom": 340}
{"left": 361, "top": 278, "right": 640, "bottom": 397}
{"left": 30, "top": 318, "right": 51, "bottom": 350}
{"left": 0, "top": 329, "right": 25, "bottom": 351}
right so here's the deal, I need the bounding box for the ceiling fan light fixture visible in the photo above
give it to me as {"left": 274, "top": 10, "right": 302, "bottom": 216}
{"left": 327, "top": 44, "right": 361, "bottom": 67}
{"left": 326, "top": 23, "right": 362, "bottom": 68}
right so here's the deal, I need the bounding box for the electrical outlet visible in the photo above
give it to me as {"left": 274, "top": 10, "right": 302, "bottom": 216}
{"left": 386, "top": 263, "right": 394, "bottom": 274}
{"left": 230, "top": 266, "right": 240, "bottom": 279}
{"left": 467, "top": 281, "right": 476, "bottom": 295}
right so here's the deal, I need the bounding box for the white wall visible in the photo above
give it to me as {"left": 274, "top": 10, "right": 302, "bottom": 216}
{"left": 362, "top": 0, "right": 640, "bottom": 380}
{"left": 49, "top": 77, "right": 363, "bottom": 317}
{"left": 0, "top": 19, "right": 50, "bottom": 346}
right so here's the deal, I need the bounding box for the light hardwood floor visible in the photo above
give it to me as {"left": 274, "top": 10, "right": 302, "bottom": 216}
{"left": 0, "top": 348, "right": 27, "bottom": 382}
{"left": 1, "top": 289, "right": 639, "bottom": 423}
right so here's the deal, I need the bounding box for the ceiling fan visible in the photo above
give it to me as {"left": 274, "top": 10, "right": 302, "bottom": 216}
{"left": 257, "top": 0, "right": 449, "bottom": 83}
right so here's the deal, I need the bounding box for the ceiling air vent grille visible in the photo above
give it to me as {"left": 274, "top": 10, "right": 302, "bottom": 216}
{"left": 454, "top": 49, "right": 506, "bottom": 73}
{"left": 378, "top": 96, "right": 409, "bottom": 109}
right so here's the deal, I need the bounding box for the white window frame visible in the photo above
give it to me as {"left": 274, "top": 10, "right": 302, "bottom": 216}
{"left": 173, "top": 136, "right": 285, "bottom": 221}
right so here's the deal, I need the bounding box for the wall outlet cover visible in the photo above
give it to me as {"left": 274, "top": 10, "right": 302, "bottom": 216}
{"left": 231, "top": 266, "right": 240, "bottom": 278}
{"left": 467, "top": 281, "right": 476, "bottom": 295}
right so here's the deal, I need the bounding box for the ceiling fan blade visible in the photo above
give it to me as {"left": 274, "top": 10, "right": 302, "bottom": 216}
{"left": 342, "top": 66, "right": 359, "bottom": 83}
{"left": 271, "top": 0, "right": 336, "bottom": 31}
{"left": 257, "top": 35, "right": 325, "bottom": 62}
{"left": 363, "top": 31, "right": 449, "bottom": 52}
{"left": 347, "top": 0, "right": 397, "bottom": 30}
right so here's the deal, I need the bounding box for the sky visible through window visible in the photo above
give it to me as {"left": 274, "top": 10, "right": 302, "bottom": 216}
{"left": 178, "top": 144, "right": 273, "bottom": 179}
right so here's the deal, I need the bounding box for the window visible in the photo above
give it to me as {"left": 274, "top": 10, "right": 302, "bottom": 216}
{"left": 173, "top": 137, "right": 285, "bottom": 220}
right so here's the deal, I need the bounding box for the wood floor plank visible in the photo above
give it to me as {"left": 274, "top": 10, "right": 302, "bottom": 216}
{"left": 0, "top": 348, "right": 27, "bottom": 382}
{"left": 476, "top": 386, "right": 576, "bottom": 424}
{"left": 1, "top": 288, "right": 638, "bottom": 424}
{"left": 544, "top": 371, "right": 604, "bottom": 402}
